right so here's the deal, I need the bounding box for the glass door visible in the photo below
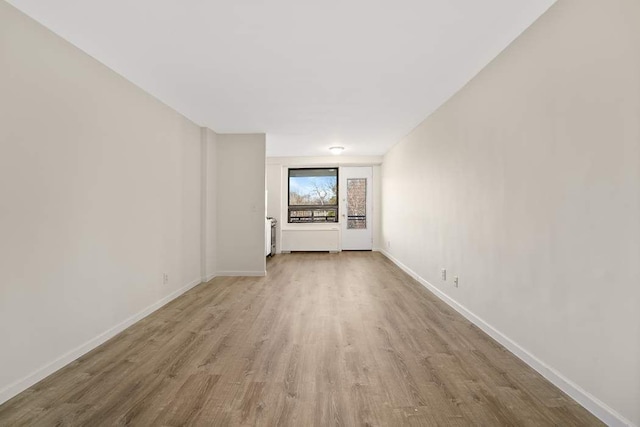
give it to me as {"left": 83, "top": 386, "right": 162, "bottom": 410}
{"left": 340, "top": 167, "right": 373, "bottom": 250}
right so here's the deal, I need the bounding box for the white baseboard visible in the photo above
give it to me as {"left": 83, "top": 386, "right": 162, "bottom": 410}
{"left": 379, "top": 250, "right": 635, "bottom": 427}
{"left": 0, "top": 277, "right": 203, "bottom": 406}
{"left": 216, "top": 270, "right": 266, "bottom": 277}
{"left": 204, "top": 273, "right": 217, "bottom": 282}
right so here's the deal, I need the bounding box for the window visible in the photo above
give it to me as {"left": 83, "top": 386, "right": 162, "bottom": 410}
{"left": 288, "top": 168, "right": 338, "bottom": 223}
{"left": 347, "top": 178, "right": 367, "bottom": 229}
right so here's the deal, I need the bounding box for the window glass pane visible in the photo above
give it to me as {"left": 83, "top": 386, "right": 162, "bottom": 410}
{"left": 347, "top": 178, "right": 367, "bottom": 229}
{"left": 348, "top": 219, "right": 366, "bottom": 229}
{"left": 289, "top": 169, "right": 337, "bottom": 207}
{"left": 289, "top": 208, "right": 338, "bottom": 223}
{"left": 289, "top": 168, "right": 337, "bottom": 178}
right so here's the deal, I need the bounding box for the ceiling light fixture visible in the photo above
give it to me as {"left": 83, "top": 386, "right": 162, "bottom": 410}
{"left": 329, "top": 146, "right": 344, "bottom": 155}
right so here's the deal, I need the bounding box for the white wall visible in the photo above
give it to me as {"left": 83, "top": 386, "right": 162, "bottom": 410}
{"left": 266, "top": 163, "right": 283, "bottom": 253}
{"left": 216, "top": 134, "right": 266, "bottom": 276}
{"left": 381, "top": 0, "right": 640, "bottom": 425}
{"left": 0, "top": 0, "right": 203, "bottom": 403}
{"left": 266, "top": 156, "right": 383, "bottom": 253}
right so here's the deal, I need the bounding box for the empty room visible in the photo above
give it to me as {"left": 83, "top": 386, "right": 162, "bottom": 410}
{"left": 0, "top": 0, "right": 638, "bottom": 425}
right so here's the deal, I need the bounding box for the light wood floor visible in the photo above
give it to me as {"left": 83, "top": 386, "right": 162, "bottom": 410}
{"left": 0, "top": 252, "right": 602, "bottom": 426}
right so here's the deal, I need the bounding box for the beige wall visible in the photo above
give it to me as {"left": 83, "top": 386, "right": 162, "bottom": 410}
{"left": 216, "top": 134, "right": 266, "bottom": 275}
{"left": 0, "top": 0, "right": 204, "bottom": 402}
{"left": 203, "top": 128, "right": 218, "bottom": 281}
{"left": 381, "top": 0, "right": 640, "bottom": 425}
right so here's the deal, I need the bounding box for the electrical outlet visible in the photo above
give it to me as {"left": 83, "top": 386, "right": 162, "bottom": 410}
{"left": 163, "top": 273, "right": 169, "bottom": 285}
{"left": 441, "top": 269, "right": 446, "bottom": 280}
{"left": 454, "top": 276, "right": 459, "bottom": 287}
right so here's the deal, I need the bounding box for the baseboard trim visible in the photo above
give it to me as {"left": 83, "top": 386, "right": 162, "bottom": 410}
{"left": 379, "top": 250, "right": 635, "bottom": 427}
{"left": 0, "top": 277, "right": 203, "bottom": 406}
{"left": 216, "top": 271, "right": 266, "bottom": 277}
{"left": 204, "top": 273, "right": 217, "bottom": 282}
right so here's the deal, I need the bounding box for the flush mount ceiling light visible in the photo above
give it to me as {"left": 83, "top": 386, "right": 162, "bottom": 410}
{"left": 329, "top": 146, "right": 344, "bottom": 155}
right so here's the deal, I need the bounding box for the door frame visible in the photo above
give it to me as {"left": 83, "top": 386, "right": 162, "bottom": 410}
{"left": 340, "top": 166, "right": 373, "bottom": 251}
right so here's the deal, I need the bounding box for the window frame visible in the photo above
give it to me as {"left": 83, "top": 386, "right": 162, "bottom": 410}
{"left": 287, "top": 167, "right": 339, "bottom": 224}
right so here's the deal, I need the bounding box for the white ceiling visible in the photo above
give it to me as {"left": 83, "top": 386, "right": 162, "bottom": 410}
{"left": 7, "top": 0, "right": 555, "bottom": 157}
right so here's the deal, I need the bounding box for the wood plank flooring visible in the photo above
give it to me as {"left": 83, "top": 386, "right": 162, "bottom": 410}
{"left": 0, "top": 252, "right": 602, "bottom": 426}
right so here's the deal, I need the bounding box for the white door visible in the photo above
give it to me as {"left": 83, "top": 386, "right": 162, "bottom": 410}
{"left": 340, "top": 167, "right": 373, "bottom": 250}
